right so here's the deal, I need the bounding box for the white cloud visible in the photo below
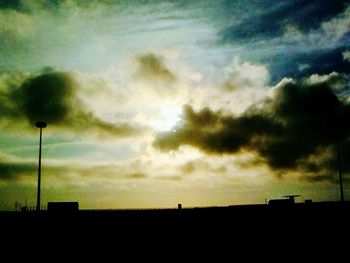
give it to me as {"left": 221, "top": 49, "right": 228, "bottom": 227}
{"left": 320, "top": 5, "right": 350, "bottom": 43}
{"left": 0, "top": 9, "right": 38, "bottom": 39}
{"left": 281, "top": 24, "right": 304, "bottom": 44}
{"left": 277, "top": 6, "right": 350, "bottom": 50}
{"left": 343, "top": 50, "right": 350, "bottom": 62}
{"left": 307, "top": 72, "right": 339, "bottom": 84}
{"left": 307, "top": 5, "right": 350, "bottom": 47}
{"left": 298, "top": 63, "right": 310, "bottom": 72}
{"left": 223, "top": 57, "right": 270, "bottom": 90}
{"left": 306, "top": 72, "right": 348, "bottom": 91}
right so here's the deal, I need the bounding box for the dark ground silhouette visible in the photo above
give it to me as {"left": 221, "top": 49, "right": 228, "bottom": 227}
{"left": 1, "top": 201, "right": 349, "bottom": 256}
{"left": 1, "top": 201, "right": 349, "bottom": 235}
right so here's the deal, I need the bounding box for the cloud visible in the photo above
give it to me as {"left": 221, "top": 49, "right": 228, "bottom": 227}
{"left": 156, "top": 175, "right": 183, "bottom": 181}
{"left": 154, "top": 105, "right": 281, "bottom": 153}
{"left": 223, "top": 57, "right": 269, "bottom": 91}
{"left": 2, "top": 70, "right": 140, "bottom": 137}
{"left": 306, "top": 72, "right": 349, "bottom": 92}
{"left": 135, "top": 53, "right": 176, "bottom": 83}
{"left": 0, "top": 0, "right": 23, "bottom": 10}
{"left": 298, "top": 63, "right": 310, "bottom": 72}
{"left": 220, "top": 0, "right": 348, "bottom": 43}
{"left": 343, "top": 50, "right": 350, "bottom": 62}
{"left": 179, "top": 160, "right": 227, "bottom": 175}
{"left": 0, "top": 74, "right": 24, "bottom": 121}
{"left": 301, "top": 139, "right": 350, "bottom": 176}
{"left": 180, "top": 161, "right": 196, "bottom": 174}
{"left": 0, "top": 160, "right": 36, "bottom": 181}
{"left": 129, "top": 172, "right": 147, "bottom": 179}
{"left": 0, "top": 154, "right": 148, "bottom": 183}
{"left": 266, "top": 47, "right": 350, "bottom": 84}
{"left": 0, "top": 6, "right": 38, "bottom": 41}
{"left": 154, "top": 73, "right": 350, "bottom": 180}
{"left": 70, "top": 111, "right": 140, "bottom": 137}
{"left": 319, "top": 4, "right": 350, "bottom": 44}
{"left": 303, "top": 146, "right": 350, "bottom": 184}
{"left": 215, "top": 2, "right": 350, "bottom": 84}
{"left": 13, "top": 71, "right": 76, "bottom": 124}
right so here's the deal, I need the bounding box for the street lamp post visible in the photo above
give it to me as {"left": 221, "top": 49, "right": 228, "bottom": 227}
{"left": 35, "top": 121, "right": 47, "bottom": 211}
{"left": 336, "top": 140, "right": 344, "bottom": 202}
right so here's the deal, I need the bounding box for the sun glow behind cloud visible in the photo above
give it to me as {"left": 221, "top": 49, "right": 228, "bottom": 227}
{"left": 150, "top": 102, "right": 183, "bottom": 132}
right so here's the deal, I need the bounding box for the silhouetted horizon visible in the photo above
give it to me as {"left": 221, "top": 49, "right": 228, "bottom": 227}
{"left": 3, "top": 198, "right": 349, "bottom": 212}
{"left": 1, "top": 0, "right": 349, "bottom": 212}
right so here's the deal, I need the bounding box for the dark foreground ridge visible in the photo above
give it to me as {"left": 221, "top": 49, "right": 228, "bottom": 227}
{"left": 2, "top": 201, "right": 350, "bottom": 254}
{"left": 1, "top": 201, "right": 349, "bottom": 235}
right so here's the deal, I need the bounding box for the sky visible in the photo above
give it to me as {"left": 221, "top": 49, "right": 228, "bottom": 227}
{"left": 1, "top": 0, "right": 350, "bottom": 210}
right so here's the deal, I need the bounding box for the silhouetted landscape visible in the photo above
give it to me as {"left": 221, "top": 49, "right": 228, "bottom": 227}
{"left": 1, "top": 2, "right": 350, "bottom": 250}
{"left": 2, "top": 201, "right": 349, "bottom": 238}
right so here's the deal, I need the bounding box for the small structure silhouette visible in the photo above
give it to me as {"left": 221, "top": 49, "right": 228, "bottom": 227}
{"left": 268, "top": 194, "right": 301, "bottom": 205}
{"left": 282, "top": 194, "right": 301, "bottom": 203}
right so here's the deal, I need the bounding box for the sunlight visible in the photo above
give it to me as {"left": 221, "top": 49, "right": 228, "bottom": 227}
{"left": 151, "top": 103, "right": 183, "bottom": 132}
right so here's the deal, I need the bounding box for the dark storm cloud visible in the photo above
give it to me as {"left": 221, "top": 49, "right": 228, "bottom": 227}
{"left": 154, "top": 105, "right": 282, "bottom": 154}
{"left": 303, "top": 144, "right": 350, "bottom": 183}
{"left": 0, "top": 160, "right": 36, "bottom": 181}
{"left": 154, "top": 74, "right": 350, "bottom": 180}
{"left": 0, "top": 0, "right": 23, "bottom": 11}
{"left": 2, "top": 71, "right": 139, "bottom": 137}
{"left": 136, "top": 53, "right": 176, "bottom": 83}
{"left": 300, "top": 139, "right": 350, "bottom": 177}
{"left": 220, "top": 0, "right": 349, "bottom": 43}
{"left": 13, "top": 71, "right": 75, "bottom": 124}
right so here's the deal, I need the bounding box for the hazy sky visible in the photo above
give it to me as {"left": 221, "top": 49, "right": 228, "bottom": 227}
{"left": 1, "top": 0, "right": 350, "bottom": 210}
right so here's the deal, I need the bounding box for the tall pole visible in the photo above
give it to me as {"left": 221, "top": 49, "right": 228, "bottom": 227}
{"left": 36, "top": 127, "right": 42, "bottom": 211}
{"left": 336, "top": 140, "right": 344, "bottom": 202}
{"left": 36, "top": 121, "right": 47, "bottom": 211}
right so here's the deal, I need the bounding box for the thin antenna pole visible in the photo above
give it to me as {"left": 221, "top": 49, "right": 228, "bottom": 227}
{"left": 36, "top": 127, "right": 43, "bottom": 211}
{"left": 336, "top": 140, "right": 344, "bottom": 202}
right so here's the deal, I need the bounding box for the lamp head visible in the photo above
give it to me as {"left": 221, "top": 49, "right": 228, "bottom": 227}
{"left": 35, "top": 121, "right": 47, "bottom": 128}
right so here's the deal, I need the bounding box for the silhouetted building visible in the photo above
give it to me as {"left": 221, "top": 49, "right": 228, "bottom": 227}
{"left": 282, "top": 194, "right": 301, "bottom": 203}
{"left": 268, "top": 194, "right": 301, "bottom": 205}
{"left": 47, "top": 202, "right": 79, "bottom": 213}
